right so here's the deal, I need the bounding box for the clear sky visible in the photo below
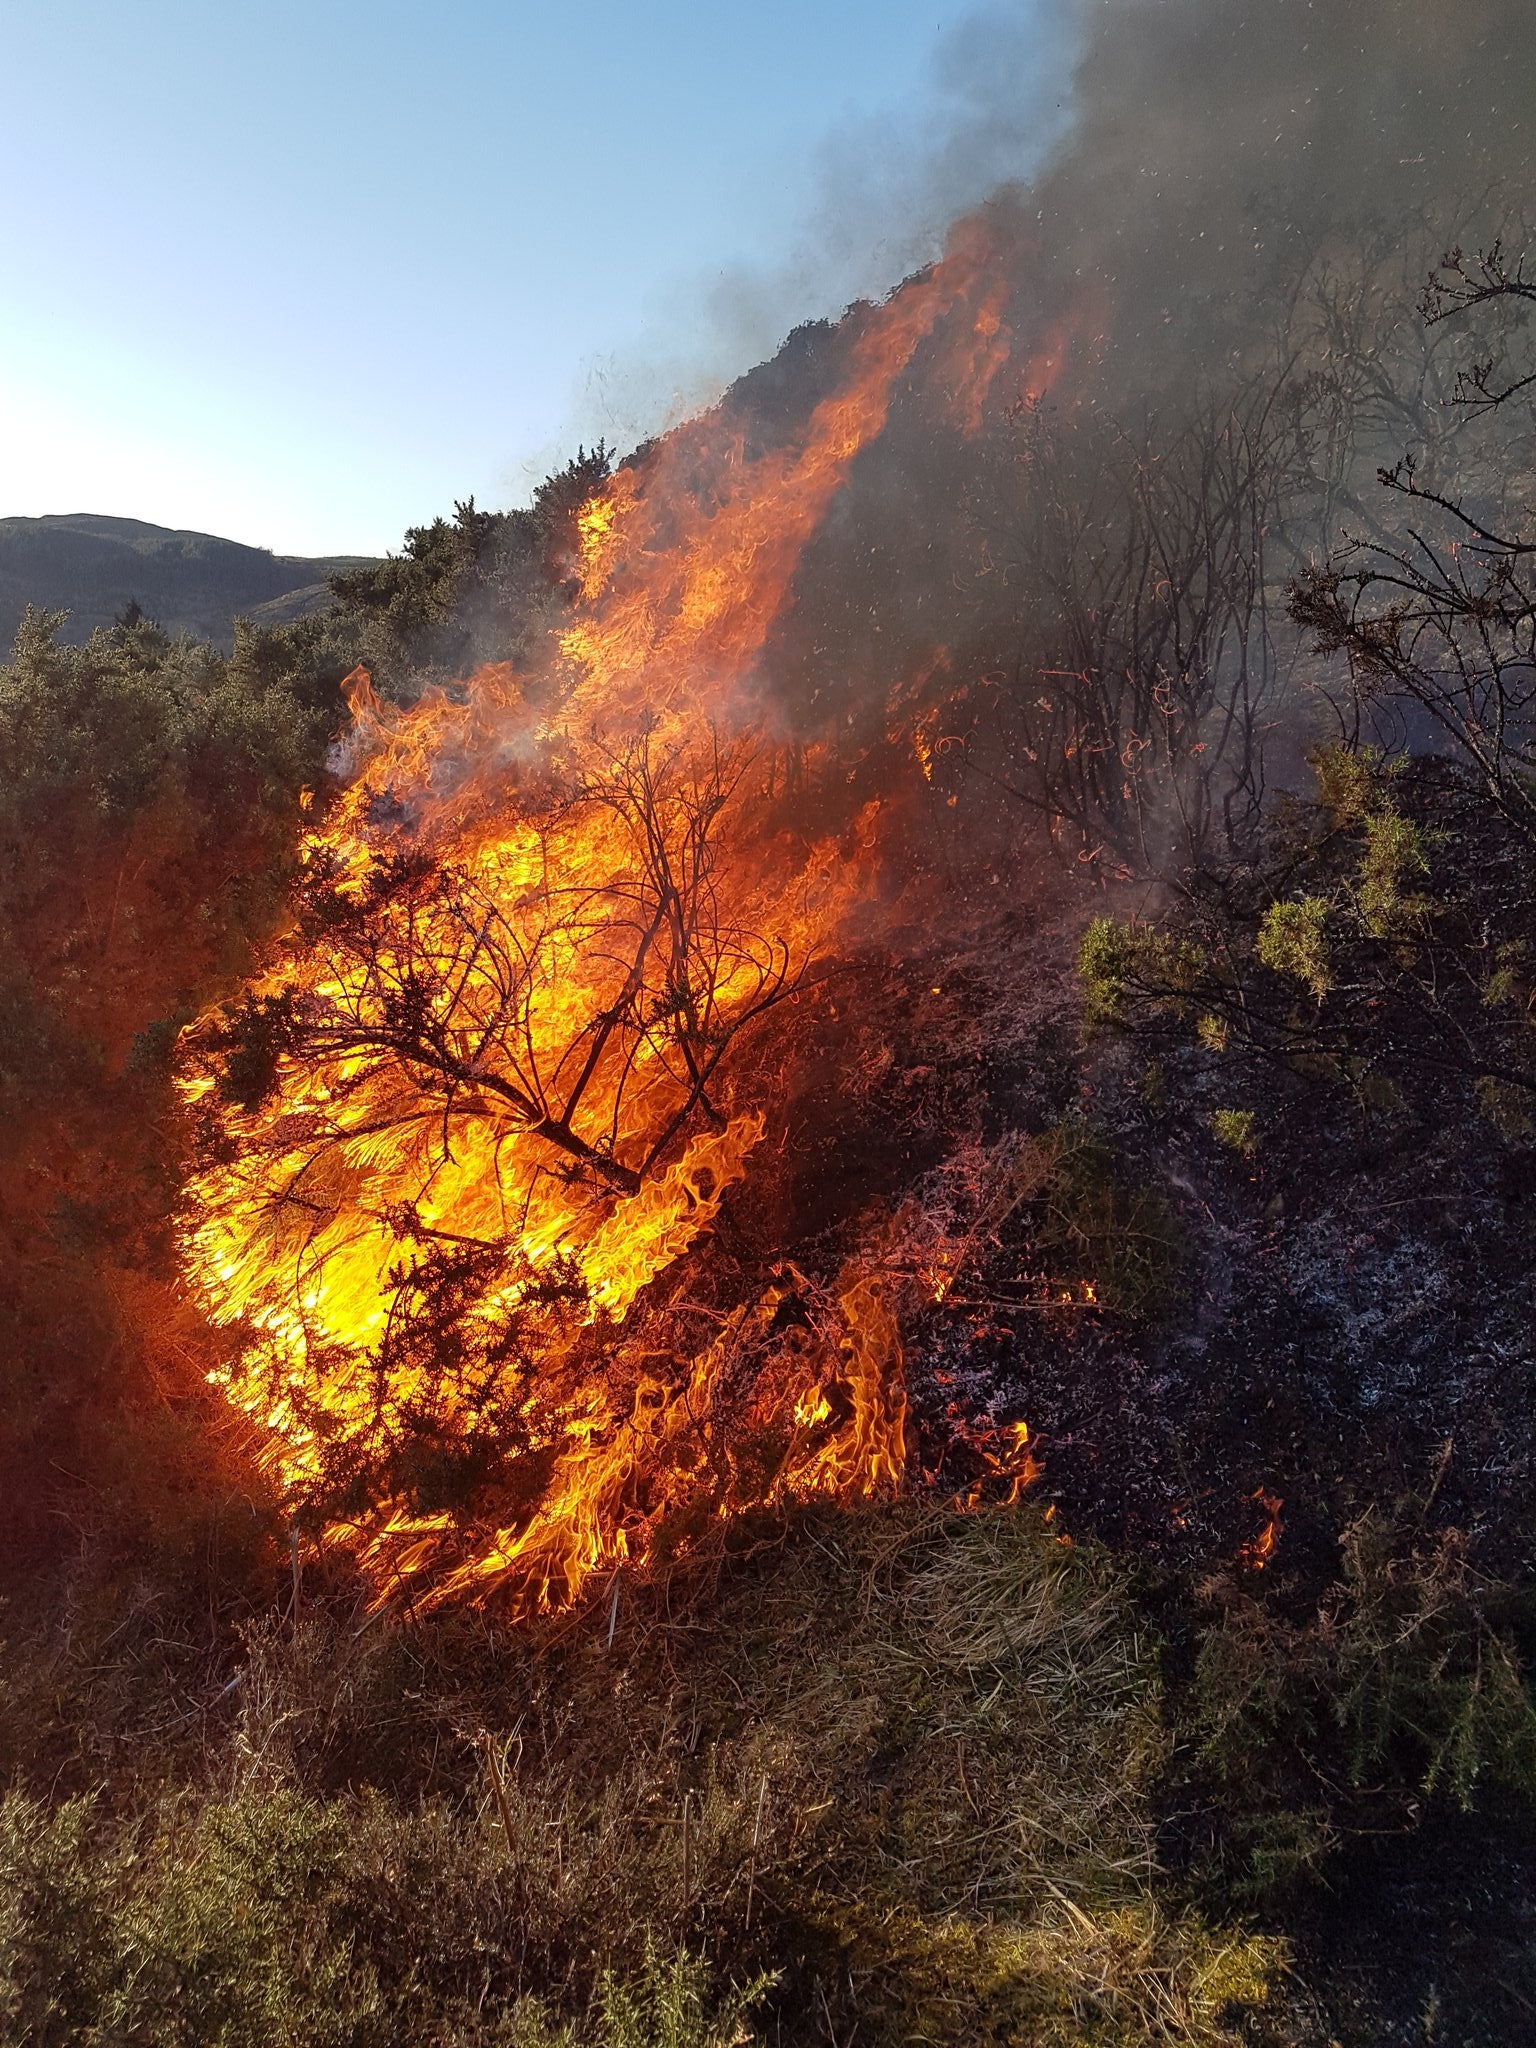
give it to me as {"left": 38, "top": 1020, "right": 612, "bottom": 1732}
{"left": 0, "top": 2, "right": 1075, "bottom": 556}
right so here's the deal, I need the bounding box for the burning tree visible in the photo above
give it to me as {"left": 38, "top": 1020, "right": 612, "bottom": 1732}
{"left": 204, "top": 728, "right": 793, "bottom": 1206}
{"left": 180, "top": 716, "right": 836, "bottom": 1595}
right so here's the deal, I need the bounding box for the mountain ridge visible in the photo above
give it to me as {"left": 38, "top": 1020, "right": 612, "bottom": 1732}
{"left": 0, "top": 510, "right": 380, "bottom": 653}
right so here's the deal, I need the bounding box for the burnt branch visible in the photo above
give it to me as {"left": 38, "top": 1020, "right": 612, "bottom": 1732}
{"left": 973, "top": 384, "right": 1286, "bottom": 869}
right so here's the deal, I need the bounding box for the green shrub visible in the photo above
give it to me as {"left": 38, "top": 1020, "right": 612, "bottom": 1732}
{"left": 1027, "top": 1126, "right": 1184, "bottom": 1318}
{"left": 1332, "top": 1513, "right": 1536, "bottom": 1809}
{"left": 1187, "top": 1506, "right": 1536, "bottom": 1896}
{"left": 1207, "top": 1110, "right": 1256, "bottom": 1156}
{"left": 1255, "top": 896, "right": 1333, "bottom": 999}
{"left": 1356, "top": 807, "right": 1431, "bottom": 937}
{"left": 1309, "top": 744, "right": 1383, "bottom": 831}
{"left": 0, "top": 1793, "right": 120, "bottom": 2048}
{"left": 1079, "top": 918, "right": 1206, "bottom": 1031}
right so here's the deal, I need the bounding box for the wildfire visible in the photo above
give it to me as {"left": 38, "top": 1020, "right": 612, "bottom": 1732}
{"left": 177, "top": 215, "right": 1074, "bottom": 1618}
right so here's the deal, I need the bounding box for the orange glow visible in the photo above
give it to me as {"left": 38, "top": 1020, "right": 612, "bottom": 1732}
{"left": 177, "top": 218, "right": 1061, "bottom": 1619}
{"left": 949, "top": 278, "right": 1014, "bottom": 437}
{"left": 1238, "top": 1488, "right": 1284, "bottom": 1570}
{"left": 956, "top": 1416, "right": 1042, "bottom": 1508}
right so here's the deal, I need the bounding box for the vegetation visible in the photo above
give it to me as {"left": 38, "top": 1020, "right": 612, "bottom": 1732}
{"left": 0, "top": 602, "right": 332, "bottom": 1556}
{"left": 5, "top": 225, "right": 1536, "bottom": 2045}
{"left": 0, "top": 1508, "right": 1283, "bottom": 2048}
{"left": 1185, "top": 1503, "right": 1536, "bottom": 1897}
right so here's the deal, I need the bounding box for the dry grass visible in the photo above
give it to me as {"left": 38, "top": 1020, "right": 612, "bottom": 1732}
{"left": 0, "top": 1504, "right": 1282, "bottom": 2046}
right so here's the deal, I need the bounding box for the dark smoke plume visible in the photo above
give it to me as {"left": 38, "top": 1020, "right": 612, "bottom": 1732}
{"left": 566, "top": 0, "right": 1536, "bottom": 463}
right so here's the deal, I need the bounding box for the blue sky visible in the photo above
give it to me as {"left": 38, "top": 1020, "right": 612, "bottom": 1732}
{"left": 0, "top": 2, "right": 1075, "bottom": 555}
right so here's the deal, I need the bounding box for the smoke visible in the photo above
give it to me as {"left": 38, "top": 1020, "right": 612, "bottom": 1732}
{"left": 539, "top": 0, "right": 1536, "bottom": 484}
{"left": 1028, "top": 0, "right": 1536, "bottom": 380}
{"left": 481, "top": 0, "right": 1536, "bottom": 872}
{"left": 542, "top": 3, "right": 1083, "bottom": 473}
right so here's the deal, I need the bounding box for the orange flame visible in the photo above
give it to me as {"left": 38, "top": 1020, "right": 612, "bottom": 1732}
{"left": 1238, "top": 1488, "right": 1284, "bottom": 1570}
{"left": 177, "top": 218, "right": 1053, "bottom": 1619}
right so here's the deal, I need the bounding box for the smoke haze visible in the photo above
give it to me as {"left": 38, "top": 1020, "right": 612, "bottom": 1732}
{"left": 552, "top": 0, "right": 1536, "bottom": 477}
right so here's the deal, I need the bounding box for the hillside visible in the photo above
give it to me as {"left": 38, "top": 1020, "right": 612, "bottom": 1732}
{"left": 5, "top": 40, "right": 1536, "bottom": 2039}
{"left": 0, "top": 511, "right": 378, "bottom": 652}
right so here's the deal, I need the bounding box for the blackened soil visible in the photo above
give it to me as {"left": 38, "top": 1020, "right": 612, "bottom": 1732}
{"left": 1277, "top": 1817, "right": 1536, "bottom": 2048}
{"left": 789, "top": 885, "right": 1536, "bottom": 1591}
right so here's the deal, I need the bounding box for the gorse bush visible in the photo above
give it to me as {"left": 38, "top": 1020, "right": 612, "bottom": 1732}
{"left": 1187, "top": 1504, "right": 1536, "bottom": 1897}
{"left": 1024, "top": 1126, "right": 1185, "bottom": 1319}
{"left": 0, "top": 1789, "right": 772, "bottom": 2048}
{"left": 1077, "top": 748, "right": 1536, "bottom": 1138}
{"left": 0, "top": 605, "right": 339, "bottom": 1561}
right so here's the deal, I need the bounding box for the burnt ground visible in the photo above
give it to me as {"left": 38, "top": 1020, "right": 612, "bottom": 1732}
{"left": 1281, "top": 1818, "right": 1536, "bottom": 2048}
{"left": 774, "top": 880, "right": 1536, "bottom": 1586}
{"left": 727, "top": 869, "right": 1536, "bottom": 2046}
{"left": 737, "top": 894, "right": 1532, "bottom": 1576}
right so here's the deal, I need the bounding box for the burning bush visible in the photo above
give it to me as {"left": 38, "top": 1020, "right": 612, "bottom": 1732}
{"left": 173, "top": 236, "right": 1064, "bottom": 1616}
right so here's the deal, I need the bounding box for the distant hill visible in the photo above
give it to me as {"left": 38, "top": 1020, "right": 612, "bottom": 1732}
{"left": 0, "top": 513, "right": 380, "bottom": 653}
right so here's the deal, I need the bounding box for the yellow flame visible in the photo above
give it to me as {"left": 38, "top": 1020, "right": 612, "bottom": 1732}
{"left": 176, "top": 222, "right": 1036, "bottom": 1618}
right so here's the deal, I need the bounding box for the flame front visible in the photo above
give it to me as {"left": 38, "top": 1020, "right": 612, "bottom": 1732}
{"left": 178, "top": 221, "right": 1054, "bottom": 1616}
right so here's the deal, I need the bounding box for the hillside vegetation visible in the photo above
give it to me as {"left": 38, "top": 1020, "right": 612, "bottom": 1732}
{"left": 3, "top": 224, "right": 1536, "bottom": 2046}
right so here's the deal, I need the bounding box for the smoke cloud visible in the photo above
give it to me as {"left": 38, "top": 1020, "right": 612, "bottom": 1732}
{"left": 544, "top": 0, "right": 1536, "bottom": 479}
{"left": 1031, "top": 0, "right": 1536, "bottom": 379}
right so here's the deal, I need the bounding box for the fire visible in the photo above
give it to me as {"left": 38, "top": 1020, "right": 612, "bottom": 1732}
{"left": 177, "top": 215, "right": 1073, "bottom": 1618}
{"left": 949, "top": 278, "right": 1014, "bottom": 437}
{"left": 956, "top": 1417, "right": 1042, "bottom": 1509}
{"left": 571, "top": 477, "right": 630, "bottom": 602}
{"left": 1238, "top": 1488, "right": 1284, "bottom": 1569}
